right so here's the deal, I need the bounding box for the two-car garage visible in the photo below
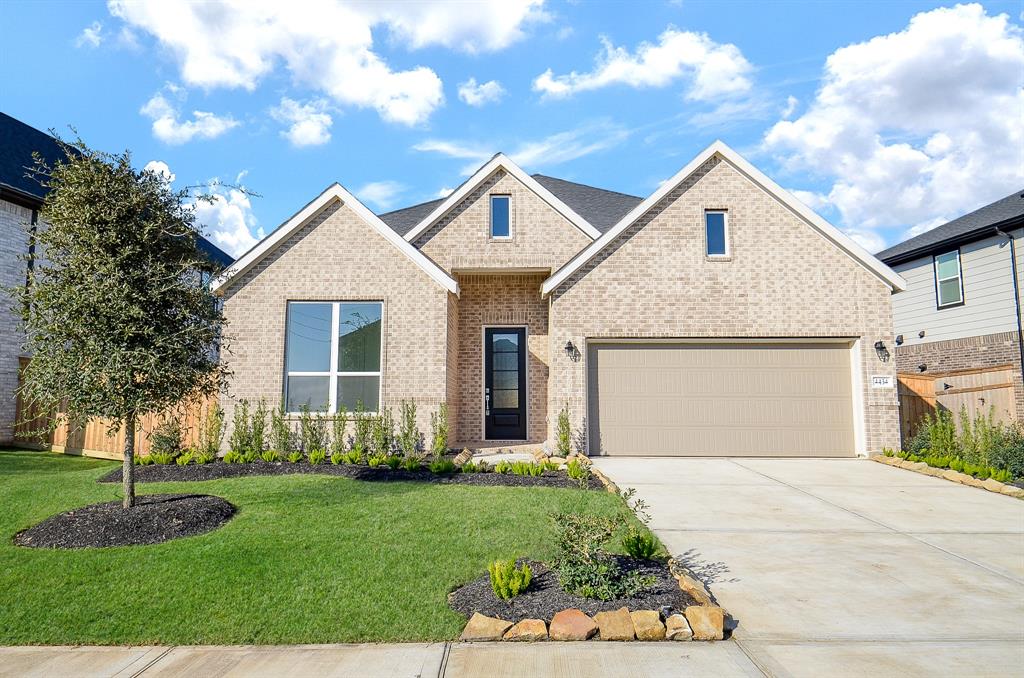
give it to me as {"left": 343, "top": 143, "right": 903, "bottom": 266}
{"left": 586, "top": 341, "right": 857, "bottom": 457}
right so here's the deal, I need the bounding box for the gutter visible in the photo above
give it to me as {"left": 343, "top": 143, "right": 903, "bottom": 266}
{"left": 880, "top": 215, "right": 1024, "bottom": 267}
{"left": 996, "top": 227, "right": 1024, "bottom": 391}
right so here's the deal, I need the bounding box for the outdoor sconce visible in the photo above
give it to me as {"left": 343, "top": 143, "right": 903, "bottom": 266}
{"left": 564, "top": 341, "right": 580, "bottom": 362}
{"left": 873, "top": 340, "right": 890, "bottom": 363}
{"left": 895, "top": 334, "right": 903, "bottom": 345}
{"left": 918, "top": 363, "right": 927, "bottom": 372}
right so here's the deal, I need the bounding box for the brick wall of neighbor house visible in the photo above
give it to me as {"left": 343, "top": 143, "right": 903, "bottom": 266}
{"left": 454, "top": 273, "right": 549, "bottom": 447}
{"left": 0, "top": 199, "right": 32, "bottom": 444}
{"left": 445, "top": 291, "right": 460, "bottom": 444}
{"left": 548, "top": 156, "right": 900, "bottom": 455}
{"left": 414, "top": 170, "right": 592, "bottom": 273}
{"left": 219, "top": 200, "right": 449, "bottom": 448}
{"left": 895, "top": 330, "right": 1024, "bottom": 419}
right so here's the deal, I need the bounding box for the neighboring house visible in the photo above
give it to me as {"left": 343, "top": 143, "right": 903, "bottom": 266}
{"left": 877, "top": 190, "right": 1024, "bottom": 435}
{"left": 212, "top": 141, "right": 906, "bottom": 458}
{"left": 0, "top": 112, "right": 233, "bottom": 446}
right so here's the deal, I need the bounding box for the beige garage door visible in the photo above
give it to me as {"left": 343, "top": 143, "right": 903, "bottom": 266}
{"left": 587, "top": 342, "right": 855, "bottom": 457}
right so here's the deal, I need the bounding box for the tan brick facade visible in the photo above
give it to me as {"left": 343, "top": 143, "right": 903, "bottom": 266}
{"left": 0, "top": 199, "right": 33, "bottom": 444}
{"left": 547, "top": 157, "right": 900, "bottom": 455}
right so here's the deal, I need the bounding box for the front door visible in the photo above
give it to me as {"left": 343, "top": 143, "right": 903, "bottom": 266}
{"left": 484, "top": 327, "right": 527, "bottom": 440}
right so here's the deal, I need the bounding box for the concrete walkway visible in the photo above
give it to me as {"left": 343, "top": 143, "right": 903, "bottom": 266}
{"left": 593, "top": 457, "right": 1024, "bottom": 677}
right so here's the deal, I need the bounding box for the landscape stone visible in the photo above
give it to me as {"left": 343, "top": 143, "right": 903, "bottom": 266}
{"left": 503, "top": 619, "right": 547, "bottom": 642}
{"left": 671, "top": 566, "right": 714, "bottom": 606}
{"left": 460, "top": 613, "right": 512, "bottom": 642}
{"left": 630, "top": 610, "right": 666, "bottom": 641}
{"left": 982, "top": 478, "right": 1006, "bottom": 493}
{"left": 907, "top": 462, "right": 929, "bottom": 471}
{"left": 942, "top": 469, "right": 968, "bottom": 483}
{"left": 593, "top": 607, "right": 634, "bottom": 641}
{"left": 685, "top": 606, "right": 725, "bottom": 641}
{"left": 453, "top": 449, "right": 473, "bottom": 466}
{"left": 665, "top": 614, "right": 692, "bottom": 641}
{"left": 999, "top": 485, "right": 1024, "bottom": 498}
{"left": 549, "top": 609, "right": 597, "bottom": 641}
{"left": 962, "top": 476, "right": 985, "bottom": 488}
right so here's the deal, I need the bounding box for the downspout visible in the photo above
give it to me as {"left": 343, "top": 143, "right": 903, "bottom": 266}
{"left": 23, "top": 209, "right": 38, "bottom": 316}
{"left": 996, "top": 227, "right": 1024, "bottom": 392}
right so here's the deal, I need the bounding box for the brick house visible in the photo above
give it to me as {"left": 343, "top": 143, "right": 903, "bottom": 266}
{"left": 877, "top": 190, "right": 1024, "bottom": 435}
{"left": 212, "top": 141, "right": 906, "bottom": 457}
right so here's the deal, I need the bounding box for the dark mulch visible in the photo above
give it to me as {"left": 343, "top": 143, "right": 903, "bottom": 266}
{"left": 448, "top": 558, "right": 694, "bottom": 623}
{"left": 13, "top": 494, "right": 236, "bottom": 549}
{"left": 97, "top": 460, "right": 604, "bottom": 490}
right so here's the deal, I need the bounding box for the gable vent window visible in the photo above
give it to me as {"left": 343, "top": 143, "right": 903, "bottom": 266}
{"left": 934, "top": 250, "right": 964, "bottom": 308}
{"left": 490, "top": 195, "right": 511, "bottom": 239}
{"left": 705, "top": 210, "right": 728, "bottom": 257}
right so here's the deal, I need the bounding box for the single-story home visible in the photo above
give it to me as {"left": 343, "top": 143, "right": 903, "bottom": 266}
{"left": 211, "top": 141, "right": 906, "bottom": 457}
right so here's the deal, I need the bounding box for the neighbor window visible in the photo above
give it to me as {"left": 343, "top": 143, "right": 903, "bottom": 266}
{"left": 284, "top": 301, "right": 382, "bottom": 413}
{"left": 490, "top": 195, "right": 511, "bottom": 239}
{"left": 934, "top": 250, "right": 963, "bottom": 308}
{"left": 705, "top": 210, "right": 728, "bottom": 256}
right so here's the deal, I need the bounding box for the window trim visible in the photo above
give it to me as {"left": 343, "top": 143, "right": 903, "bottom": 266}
{"left": 489, "top": 194, "right": 512, "bottom": 241}
{"left": 283, "top": 300, "right": 383, "bottom": 415}
{"left": 704, "top": 209, "right": 729, "bottom": 258}
{"left": 933, "top": 249, "right": 965, "bottom": 309}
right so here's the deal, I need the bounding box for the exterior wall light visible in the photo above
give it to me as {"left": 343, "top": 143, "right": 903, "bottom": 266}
{"left": 564, "top": 341, "right": 579, "bottom": 362}
{"left": 873, "top": 340, "right": 890, "bottom": 362}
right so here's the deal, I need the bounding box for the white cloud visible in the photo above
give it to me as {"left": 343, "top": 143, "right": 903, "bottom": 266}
{"left": 193, "top": 181, "right": 264, "bottom": 257}
{"left": 413, "top": 139, "right": 492, "bottom": 161}
{"left": 764, "top": 3, "right": 1024, "bottom": 245}
{"left": 845, "top": 229, "right": 887, "bottom": 254}
{"left": 458, "top": 78, "right": 506, "bottom": 107}
{"left": 356, "top": 181, "right": 405, "bottom": 210}
{"left": 533, "top": 27, "right": 752, "bottom": 101}
{"left": 436, "top": 187, "right": 454, "bottom": 198}
{"left": 781, "top": 95, "right": 798, "bottom": 119}
{"left": 108, "top": 1, "right": 545, "bottom": 126}
{"left": 270, "top": 98, "right": 333, "bottom": 147}
{"left": 140, "top": 89, "right": 239, "bottom": 144}
{"left": 76, "top": 21, "right": 104, "bottom": 48}
{"left": 143, "top": 160, "right": 176, "bottom": 184}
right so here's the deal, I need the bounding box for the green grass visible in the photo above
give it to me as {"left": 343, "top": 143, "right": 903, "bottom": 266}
{"left": 0, "top": 451, "right": 628, "bottom": 645}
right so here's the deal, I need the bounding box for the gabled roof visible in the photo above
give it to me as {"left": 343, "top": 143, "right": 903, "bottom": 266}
{"left": 210, "top": 183, "right": 459, "bottom": 295}
{"left": 530, "top": 174, "right": 642, "bottom": 233}
{"left": 877, "top": 189, "right": 1024, "bottom": 265}
{"left": 542, "top": 140, "right": 907, "bottom": 296}
{"left": 400, "top": 154, "right": 603, "bottom": 243}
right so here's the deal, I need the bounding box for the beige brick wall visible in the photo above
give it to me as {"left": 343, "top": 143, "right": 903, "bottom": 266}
{"left": 453, "top": 273, "right": 549, "bottom": 447}
{"left": 219, "top": 200, "right": 449, "bottom": 448}
{"left": 414, "top": 170, "right": 592, "bottom": 273}
{"left": 0, "top": 199, "right": 33, "bottom": 444}
{"left": 547, "top": 156, "right": 900, "bottom": 455}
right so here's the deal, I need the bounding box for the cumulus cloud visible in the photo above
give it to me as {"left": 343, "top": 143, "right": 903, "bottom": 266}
{"left": 356, "top": 181, "right": 405, "bottom": 210}
{"left": 436, "top": 187, "right": 455, "bottom": 198}
{"left": 143, "top": 160, "right": 176, "bottom": 184}
{"left": 764, "top": 3, "right": 1024, "bottom": 244}
{"left": 108, "top": 0, "right": 545, "bottom": 125}
{"left": 75, "top": 21, "right": 104, "bottom": 48}
{"left": 458, "top": 78, "right": 506, "bottom": 106}
{"left": 270, "top": 98, "right": 333, "bottom": 147}
{"left": 781, "top": 95, "right": 798, "bottom": 119}
{"left": 193, "top": 181, "right": 264, "bottom": 257}
{"left": 533, "top": 27, "right": 752, "bottom": 101}
{"left": 140, "top": 89, "right": 239, "bottom": 144}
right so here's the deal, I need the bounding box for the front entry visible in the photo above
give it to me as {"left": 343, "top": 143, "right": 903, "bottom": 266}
{"left": 484, "top": 327, "right": 527, "bottom": 440}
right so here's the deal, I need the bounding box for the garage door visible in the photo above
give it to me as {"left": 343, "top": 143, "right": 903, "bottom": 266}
{"left": 587, "top": 342, "right": 855, "bottom": 457}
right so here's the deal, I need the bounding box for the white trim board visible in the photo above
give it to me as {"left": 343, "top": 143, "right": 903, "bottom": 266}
{"left": 541, "top": 140, "right": 907, "bottom": 296}
{"left": 402, "top": 153, "right": 602, "bottom": 244}
{"left": 210, "top": 183, "right": 460, "bottom": 296}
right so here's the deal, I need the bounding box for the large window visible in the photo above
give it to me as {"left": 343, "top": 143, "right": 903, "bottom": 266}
{"left": 284, "top": 301, "right": 382, "bottom": 413}
{"left": 934, "top": 250, "right": 964, "bottom": 308}
{"left": 705, "top": 210, "right": 728, "bottom": 257}
{"left": 490, "top": 195, "right": 511, "bottom": 239}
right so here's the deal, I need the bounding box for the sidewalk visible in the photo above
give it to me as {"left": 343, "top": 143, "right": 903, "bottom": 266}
{"left": 0, "top": 642, "right": 764, "bottom": 677}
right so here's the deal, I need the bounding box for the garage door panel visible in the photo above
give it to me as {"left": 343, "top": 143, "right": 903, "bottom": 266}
{"left": 588, "top": 343, "right": 854, "bottom": 457}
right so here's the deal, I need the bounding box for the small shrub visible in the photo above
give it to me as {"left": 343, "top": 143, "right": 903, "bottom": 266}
{"left": 223, "top": 451, "right": 244, "bottom": 464}
{"left": 198, "top": 404, "right": 225, "bottom": 461}
{"left": 331, "top": 407, "right": 348, "bottom": 458}
{"left": 992, "top": 468, "right": 1013, "bottom": 483}
{"left": 135, "top": 454, "right": 154, "bottom": 466}
{"left": 228, "top": 400, "right": 252, "bottom": 455}
{"left": 398, "top": 400, "right": 420, "bottom": 459}
{"left": 151, "top": 418, "right": 183, "bottom": 460}
{"left": 622, "top": 528, "right": 658, "bottom": 559}
{"left": 882, "top": 447, "right": 896, "bottom": 457}
{"left": 430, "top": 403, "right": 449, "bottom": 459}
{"left": 250, "top": 399, "right": 268, "bottom": 457}
{"left": 195, "top": 449, "right": 217, "bottom": 464}
{"left": 949, "top": 457, "right": 964, "bottom": 472}
{"left": 342, "top": 449, "right": 362, "bottom": 464}
{"left": 556, "top": 403, "right": 571, "bottom": 457}
{"left": 385, "top": 455, "right": 403, "bottom": 470}
{"left": 542, "top": 460, "right": 561, "bottom": 472}
{"left": 308, "top": 448, "right": 327, "bottom": 465}
{"left": 402, "top": 456, "right": 421, "bottom": 472}
{"left": 372, "top": 406, "right": 395, "bottom": 458}
{"left": 286, "top": 451, "right": 303, "bottom": 463}
{"left": 353, "top": 401, "right": 372, "bottom": 459}
{"left": 551, "top": 512, "right": 654, "bottom": 601}
{"left": 511, "top": 461, "right": 543, "bottom": 477}
{"left": 475, "top": 460, "right": 492, "bottom": 473}
{"left": 367, "top": 454, "right": 385, "bottom": 468}
{"left": 270, "top": 404, "right": 293, "bottom": 457}
{"left": 175, "top": 451, "right": 194, "bottom": 466}
{"left": 299, "top": 404, "right": 329, "bottom": 453}
{"left": 494, "top": 460, "right": 513, "bottom": 474}
{"left": 241, "top": 447, "right": 259, "bottom": 464}
{"left": 488, "top": 559, "right": 532, "bottom": 600}
{"left": 566, "top": 459, "right": 590, "bottom": 482}
{"left": 429, "top": 458, "right": 458, "bottom": 474}
{"left": 990, "top": 422, "right": 1024, "bottom": 479}
{"left": 331, "top": 451, "right": 344, "bottom": 465}
{"left": 260, "top": 448, "right": 281, "bottom": 463}
{"left": 149, "top": 451, "right": 177, "bottom": 464}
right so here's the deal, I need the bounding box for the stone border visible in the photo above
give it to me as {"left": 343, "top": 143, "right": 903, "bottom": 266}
{"left": 871, "top": 455, "right": 1024, "bottom": 499}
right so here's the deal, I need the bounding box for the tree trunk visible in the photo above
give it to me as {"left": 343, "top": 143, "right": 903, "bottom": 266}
{"left": 123, "top": 416, "right": 136, "bottom": 509}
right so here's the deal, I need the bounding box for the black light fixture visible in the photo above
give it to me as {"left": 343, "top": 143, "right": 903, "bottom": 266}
{"left": 918, "top": 363, "right": 927, "bottom": 372}
{"left": 564, "top": 340, "right": 576, "bottom": 358}
{"left": 873, "top": 340, "right": 890, "bottom": 362}
{"left": 895, "top": 334, "right": 904, "bottom": 345}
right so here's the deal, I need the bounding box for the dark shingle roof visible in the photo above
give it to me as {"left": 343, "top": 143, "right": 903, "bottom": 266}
{"left": 377, "top": 173, "right": 642, "bottom": 237}
{"left": 877, "top": 189, "right": 1024, "bottom": 264}
{"left": 0, "top": 111, "right": 233, "bottom": 267}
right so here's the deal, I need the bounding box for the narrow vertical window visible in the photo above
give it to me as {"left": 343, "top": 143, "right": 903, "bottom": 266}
{"left": 705, "top": 210, "right": 728, "bottom": 256}
{"left": 490, "top": 195, "right": 511, "bottom": 239}
{"left": 934, "top": 250, "right": 963, "bottom": 307}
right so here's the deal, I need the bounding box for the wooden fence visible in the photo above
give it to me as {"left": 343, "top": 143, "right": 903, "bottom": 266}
{"left": 14, "top": 358, "right": 218, "bottom": 460}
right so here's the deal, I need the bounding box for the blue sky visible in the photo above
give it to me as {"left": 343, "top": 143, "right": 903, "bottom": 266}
{"left": 2, "top": 0, "right": 1022, "bottom": 256}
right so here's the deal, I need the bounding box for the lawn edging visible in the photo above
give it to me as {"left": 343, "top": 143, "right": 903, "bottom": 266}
{"left": 871, "top": 455, "right": 1024, "bottom": 499}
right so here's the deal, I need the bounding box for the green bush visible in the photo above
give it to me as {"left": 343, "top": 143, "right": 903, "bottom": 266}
{"left": 622, "top": 527, "right": 658, "bottom": 559}
{"left": 308, "top": 449, "right": 327, "bottom": 465}
{"left": 990, "top": 422, "right": 1024, "bottom": 479}
{"left": 286, "top": 451, "right": 303, "bottom": 463}
{"left": 385, "top": 455, "right": 403, "bottom": 470}
{"left": 494, "top": 460, "right": 513, "bottom": 474}
{"left": 299, "top": 404, "right": 329, "bottom": 454}
{"left": 342, "top": 449, "right": 362, "bottom": 464}
{"left": 550, "top": 512, "right": 654, "bottom": 601}
{"left": 198, "top": 405, "right": 224, "bottom": 462}
{"left": 270, "top": 404, "right": 293, "bottom": 457}
{"left": 398, "top": 400, "right": 420, "bottom": 459}
{"left": 372, "top": 406, "right": 395, "bottom": 458}
{"left": 228, "top": 400, "right": 252, "bottom": 455}
{"left": 331, "top": 451, "right": 344, "bottom": 465}
{"left": 194, "top": 449, "right": 217, "bottom": 464}
{"left": 353, "top": 401, "right": 372, "bottom": 459}
{"left": 175, "top": 451, "right": 194, "bottom": 466}
{"left": 151, "top": 418, "right": 183, "bottom": 460}
{"left": 556, "top": 403, "right": 571, "bottom": 457}
{"left": 429, "top": 458, "right": 458, "bottom": 474}
{"left": 222, "top": 451, "right": 244, "bottom": 464}
{"left": 135, "top": 454, "right": 154, "bottom": 466}
{"left": 250, "top": 399, "right": 268, "bottom": 457}
{"left": 488, "top": 559, "right": 532, "bottom": 600}
{"left": 992, "top": 468, "right": 1013, "bottom": 483}
{"left": 241, "top": 447, "right": 259, "bottom": 464}
{"left": 949, "top": 457, "right": 964, "bottom": 472}
{"left": 882, "top": 447, "right": 896, "bottom": 457}
{"left": 367, "top": 454, "right": 385, "bottom": 468}
{"left": 511, "top": 461, "right": 543, "bottom": 477}
{"left": 331, "top": 407, "right": 348, "bottom": 459}
{"left": 566, "top": 459, "right": 590, "bottom": 482}
{"left": 430, "top": 403, "right": 449, "bottom": 459}
{"left": 402, "top": 457, "right": 421, "bottom": 472}
{"left": 260, "top": 449, "right": 281, "bottom": 463}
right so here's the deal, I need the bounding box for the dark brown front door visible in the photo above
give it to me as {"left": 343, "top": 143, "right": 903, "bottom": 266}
{"left": 485, "top": 327, "right": 527, "bottom": 440}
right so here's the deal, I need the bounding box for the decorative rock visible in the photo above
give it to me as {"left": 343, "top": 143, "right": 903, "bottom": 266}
{"left": 460, "top": 613, "right": 512, "bottom": 641}
{"left": 549, "top": 609, "right": 598, "bottom": 641}
{"left": 531, "top": 449, "right": 549, "bottom": 462}
{"left": 665, "top": 614, "right": 692, "bottom": 641}
{"left": 1000, "top": 484, "right": 1024, "bottom": 498}
{"left": 453, "top": 448, "right": 473, "bottom": 466}
{"left": 942, "top": 469, "right": 968, "bottom": 483}
{"left": 669, "top": 563, "right": 714, "bottom": 606}
{"left": 907, "top": 461, "right": 929, "bottom": 471}
{"left": 962, "top": 476, "right": 985, "bottom": 488}
{"left": 630, "top": 610, "right": 666, "bottom": 641}
{"left": 921, "top": 466, "right": 946, "bottom": 477}
{"left": 684, "top": 606, "right": 725, "bottom": 641}
{"left": 549, "top": 455, "right": 567, "bottom": 464}
{"left": 982, "top": 478, "right": 1006, "bottom": 493}
{"left": 503, "top": 619, "right": 547, "bottom": 642}
{"left": 593, "top": 607, "right": 634, "bottom": 641}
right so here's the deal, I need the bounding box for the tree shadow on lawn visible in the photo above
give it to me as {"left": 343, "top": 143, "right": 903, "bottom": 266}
{"left": 0, "top": 450, "right": 115, "bottom": 475}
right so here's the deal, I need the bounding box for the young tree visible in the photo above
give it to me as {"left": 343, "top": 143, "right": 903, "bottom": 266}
{"left": 16, "top": 137, "right": 231, "bottom": 508}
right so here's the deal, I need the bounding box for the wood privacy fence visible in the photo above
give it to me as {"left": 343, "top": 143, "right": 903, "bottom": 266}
{"left": 897, "top": 364, "right": 1018, "bottom": 445}
{"left": 14, "top": 358, "right": 219, "bottom": 460}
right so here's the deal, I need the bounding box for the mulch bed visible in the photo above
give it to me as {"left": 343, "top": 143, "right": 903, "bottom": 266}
{"left": 97, "top": 460, "right": 604, "bottom": 490}
{"left": 13, "top": 494, "right": 236, "bottom": 549}
{"left": 448, "top": 558, "right": 694, "bottom": 623}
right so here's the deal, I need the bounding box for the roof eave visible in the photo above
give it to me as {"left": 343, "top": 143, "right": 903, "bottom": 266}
{"left": 880, "top": 214, "right": 1024, "bottom": 266}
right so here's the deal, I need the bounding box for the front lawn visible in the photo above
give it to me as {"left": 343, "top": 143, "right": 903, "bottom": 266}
{"left": 0, "top": 451, "right": 629, "bottom": 645}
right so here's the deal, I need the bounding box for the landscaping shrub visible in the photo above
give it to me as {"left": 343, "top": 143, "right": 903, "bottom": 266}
{"left": 135, "top": 454, "right": 154, "bottom": 465}
{"left": 331, "top": 406, "right": 348, "bottom": 459}
{"left": 270, "top": 404, "right": 293, "bottom": 458}
{"left": 286, "top": 451, "right": 303, "bottom": 463}
{"left": 402, "top": 456, "right": 421, "bottom": 472}
{"left": 882, "top": 447, "right": 896, "bottom": 457}
{"left": 430, "top": 403, "right": 449, "bottom": 459}
{"left": 342, "top": 450, "right": 362, "bottom": 464}
{"left": 385, "top": 455, "right": 403, "bottom": 470}
{"left": 228, "top": 400, "right": 252, "bottom": 455}
{"left": 621, "top": 529, "right": 658, "bottom": 559}
{"left": 331, "top": 451, "right": 344, "bottom": 465}
{"left": 488, "top": 559, "right": 532, "bottom": 600}
{"left": 556, "top": 403, "right": 571, "bottom": 457}
{"left": 906, "top": 407, "right": 1023, "bottom": 480}
{"left": 250, "top": 399, "right": 268, "bottom": 457}
{"left": 299, "top": 404, "right": 329, "bottom": 454}
{"left": 197, "top": 404, "right": 224, "bottom": 463}
{"left": 372, "top": 406, "right": 395, "bottom": 458}
{"left": 398, "top": 400, "right": 420, "bottom": 459}
{"left": 566, "top": 459, "right": 590, "bottom": 483}
{"left": 223, "top": 451, "right": 244, "bottom": 464}
{"left": 367, "top": 454, "right": 385, "bottom": 467}
{"left": 175, "top": 451, "right": 194, "bottom": 466}
{"left": 151, "top": 418, "right": 183, "bottom": 461}
{"left": 542, "top": 460, "right": 561, "bottom": 472}
{"left": 428, "top": 458, "right": 458, "bottom": 474}
{"left": 260, "top": 449, "right": 281, "bottom": 463}
{"left": 510, "top": 461, "right": 543, "bottom": 477}
{"left": 494, "top": 460, "right": 513, "bottom": 474}
{"left": 550, "top": 511, "right": 654, "bottom": 601}
{"left": 353, "top": 401, "right": 372, "bottom": 459}
{"left": 990, "top": 422, "right": 1024, "bottom": 479}
{"left": 308, "top": 448, "right": 327, "bottom": 465}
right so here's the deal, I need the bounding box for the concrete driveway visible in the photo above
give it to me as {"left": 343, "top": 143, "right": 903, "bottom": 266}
{"left": 594, "top": 457, "right": 1024, "bottom": 677}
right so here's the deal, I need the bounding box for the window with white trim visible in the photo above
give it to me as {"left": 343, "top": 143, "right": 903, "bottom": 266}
{"left": 933, "top": 250, "right": 963, "bottom": 308}
{"left": 284, "top": 301, "right": 382, "bottom": 413}
{"left": 490, "top": 194, "right": 511, "bottom": 239}
{"left": 705, "top": 210, "right": 728, "bottom": 256}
